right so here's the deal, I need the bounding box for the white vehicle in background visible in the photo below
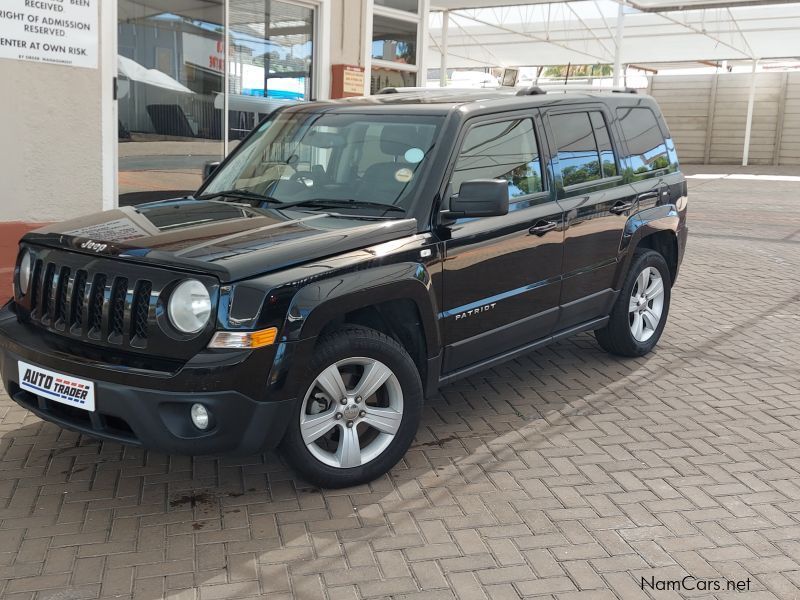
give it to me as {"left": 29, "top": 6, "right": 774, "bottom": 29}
{"left": 427, "top": 70, "right": 501, "bottom": 88}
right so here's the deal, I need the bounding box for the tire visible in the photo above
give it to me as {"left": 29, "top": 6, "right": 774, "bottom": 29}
{"left": 280, "top": 326, "right": 423, "bottom": 488}
{"left": 595, "top": 249, "right": 672, "bottom": 357}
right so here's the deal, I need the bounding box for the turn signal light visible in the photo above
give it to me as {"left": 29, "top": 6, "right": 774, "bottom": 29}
{"left": 208, "top": 327, "right": 278, "bottom": 349}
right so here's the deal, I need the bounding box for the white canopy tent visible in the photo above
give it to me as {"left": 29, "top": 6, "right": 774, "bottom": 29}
{"left": 117, "top": 55, "right": 196, "bottom": 94}
{"left": 428, "top": 1, "right": 800, "bottom": 68}
{"left": 428, "top": 0, "right": 800, "bottom": 165}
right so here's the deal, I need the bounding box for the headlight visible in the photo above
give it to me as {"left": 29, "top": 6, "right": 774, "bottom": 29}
{"left": 18, "top": 250, "right": 32, "bottom": 295}
{"left": 168, "top": 279, "right": 211, "bottom": 334}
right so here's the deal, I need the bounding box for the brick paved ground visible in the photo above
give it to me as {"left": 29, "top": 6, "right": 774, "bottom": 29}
{"left": 1, "top": 166, "right": 799, "bottom": 600}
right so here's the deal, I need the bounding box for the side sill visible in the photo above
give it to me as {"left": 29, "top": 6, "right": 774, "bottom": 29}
{"left": 438, "top": 316, "right": 609, "bottom": 387}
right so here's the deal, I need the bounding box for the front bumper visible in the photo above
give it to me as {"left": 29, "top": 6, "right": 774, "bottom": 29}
{"left": 0, "top": 304, "right": 305, "bottom": 455}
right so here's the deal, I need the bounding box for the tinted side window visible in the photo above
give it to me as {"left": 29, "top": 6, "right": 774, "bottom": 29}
{"left": 550, "top": 112, "right": 599, "bottom": 187}
{"left": 550, "top": 111, "right": 617, "bottom": 187}
{"left": 591, "top": 112, "right": 618, "bottom": 178}
{"left": 616, "top": 107, "right": 669, "bottom": 174}
{"left": 451, "top": 118, "right": 544, "bottom": 199}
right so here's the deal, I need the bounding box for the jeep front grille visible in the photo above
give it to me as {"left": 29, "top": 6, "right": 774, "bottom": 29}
{"left": 28, "top": 258, "right": 152, "bottom": 350}
{"left": 17, "top": 245, "right": 217, "bottom": 361}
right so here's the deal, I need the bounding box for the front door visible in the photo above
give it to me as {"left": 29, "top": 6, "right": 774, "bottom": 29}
{"left": 441, "top": 114, "right": 564, "bottom": 373}
{"left": 543, "top": 107, "right": 636, "bottom": 329}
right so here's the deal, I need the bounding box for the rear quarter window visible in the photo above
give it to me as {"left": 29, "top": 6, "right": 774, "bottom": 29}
{"left": 616, "top": 106, "right": 671, "bottom": 177}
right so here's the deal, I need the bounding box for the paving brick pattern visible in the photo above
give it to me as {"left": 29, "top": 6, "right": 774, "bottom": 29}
{"left": 1, "top": 166, "right": 799, "bottom": 599}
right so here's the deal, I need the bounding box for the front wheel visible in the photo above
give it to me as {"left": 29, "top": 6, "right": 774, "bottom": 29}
{"left": 280, "top": 326, "right": 423, "bottom": 488}
{"left": 595, "top": 249, "right": 672, "bottom": 357}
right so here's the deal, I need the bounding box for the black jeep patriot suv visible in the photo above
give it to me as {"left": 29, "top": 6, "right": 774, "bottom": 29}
{"left": 1, "top": 88, "right": 687, "bottom": 487}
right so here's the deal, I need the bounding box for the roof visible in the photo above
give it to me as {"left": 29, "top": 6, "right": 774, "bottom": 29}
{"left": 291, "top": 87, "right": 655, "bottom": 117}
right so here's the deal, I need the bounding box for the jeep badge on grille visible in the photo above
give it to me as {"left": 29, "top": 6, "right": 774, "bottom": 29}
{"left": 80, "top": 240, "right": 108, "bottom": 253}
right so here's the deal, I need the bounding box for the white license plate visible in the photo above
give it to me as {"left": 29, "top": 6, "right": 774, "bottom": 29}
{"left": 17, "top": 361, "right": 96, "bottom": 412}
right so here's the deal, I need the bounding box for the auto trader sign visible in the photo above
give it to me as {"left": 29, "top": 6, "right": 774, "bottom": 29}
{"left": 0, "top": 0, "right": 97, "bottom": 69}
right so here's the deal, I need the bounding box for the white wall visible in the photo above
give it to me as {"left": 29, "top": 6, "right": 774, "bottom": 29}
{"left": 0, "top": 3, "right": 115, "bottom": 223}
{"left": 329, "top": 0, "right": 369, "bottom": 67}
{"left": 650, "top": 72, "right": 800, "bottom": 166}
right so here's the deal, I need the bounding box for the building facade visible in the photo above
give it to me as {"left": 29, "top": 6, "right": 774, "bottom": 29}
{"left": 0, "top": 0, "right": 430, "bottom": 296}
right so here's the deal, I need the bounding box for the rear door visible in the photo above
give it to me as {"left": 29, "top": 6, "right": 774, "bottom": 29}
{"left": 614, "top": 104, "right": 675, "bottom": 212}
{"left": 440, "top": 112, "right": 564, "bottom": 373}
{"left": 543, "top": 105, "right": 637, "bottom": 330}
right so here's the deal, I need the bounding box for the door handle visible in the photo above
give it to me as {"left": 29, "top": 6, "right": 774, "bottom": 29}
{"left": 636, "top": 191, "right": 660, "bottom": 202}
{"left": 529, "top": 220, "right": 558, "bottom": 236}
{"left": 610, "top": 200, "right": 635, "bottom": 215}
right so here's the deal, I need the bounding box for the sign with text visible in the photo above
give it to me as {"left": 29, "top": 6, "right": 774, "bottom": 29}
{"left": 342, "top": 67, "right": 365, "bottom": 95}
{"left": 331, "top": 64, "right": 365, "bottom": 99}
{"left": 0, "top": 0, "right": 98, "bottom": 69}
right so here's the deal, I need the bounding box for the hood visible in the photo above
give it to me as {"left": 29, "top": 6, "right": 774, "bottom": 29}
{"left": 22, "top": 199, "right": 418, "bottom": 282}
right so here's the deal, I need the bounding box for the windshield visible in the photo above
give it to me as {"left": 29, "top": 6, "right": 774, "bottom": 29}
{"left": 202, "top": 111, "right": 443, "bottom": 215}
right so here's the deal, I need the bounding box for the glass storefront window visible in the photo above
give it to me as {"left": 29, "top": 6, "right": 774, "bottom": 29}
{"left": 228, "top": 1, "right": 314, "bottom": 139}
{"left": 372, "top": 15, "right": 417, "bottom": 65}
{"left": 118, "top": 0, "right": 315, "bottom": 205}
{"left": 118, "top": 0, "right": 224, "bottom": 205}
{"left": 375, "top": 0, "right": 418, "bottom": 13}
{"left": 370, "top": 66, "right": 416, "bottom": 93}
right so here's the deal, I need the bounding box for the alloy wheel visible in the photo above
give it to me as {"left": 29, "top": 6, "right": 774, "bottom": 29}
{"left": 628, "top": 266, "right": 665, "bottom": 342}
{"left": 299, "top": 357, "right": 404, "bottom": 469}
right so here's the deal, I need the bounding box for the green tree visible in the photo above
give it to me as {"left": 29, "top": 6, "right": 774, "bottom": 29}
{"left": 543, "top": 64, "right": 613, "bottom": 79}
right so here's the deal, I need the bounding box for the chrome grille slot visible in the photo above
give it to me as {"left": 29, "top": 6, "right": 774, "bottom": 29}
{"left": 54, "top": 266, "right": 70, "bottom": 329}
{"left": 130, "top": 281, "right": 152, "bottom": 347}
{"left": 87, "top": 274, "right": 107, "bottom": 340}
{"left": 39, "top": 263, "right": 56, "bottom": 326}
{"left": 69, "top": 270, "right": 87, "bottom": 334}
{"left": 108, "top": 277, "right": 128, "bottom": 344}
{"left": 29, "top": 259, "right": 43, "bottom": 314}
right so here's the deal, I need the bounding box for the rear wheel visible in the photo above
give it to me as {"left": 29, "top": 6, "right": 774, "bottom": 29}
{"left": 280, "top": 326, "right": 422, "bottom": 488}
{"left": 595, "top": 249, "right": 671, "bottom": 357}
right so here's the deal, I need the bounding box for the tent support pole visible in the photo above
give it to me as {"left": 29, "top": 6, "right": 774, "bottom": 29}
{"left": 613, "top": 3, "right": 625, "bottom": 88}
{"left": 223, "top": 0, "right": 230, "bottom": 157}
{"left": 742, "top": 58, "right": 758, "bottom": 167}
{"left": 440, "top": 10, "right": 449, "bottom": 87}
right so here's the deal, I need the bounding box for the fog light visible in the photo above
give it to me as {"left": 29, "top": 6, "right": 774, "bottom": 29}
{"left": 191, "top": 404, "right": 210, "bottom": 430}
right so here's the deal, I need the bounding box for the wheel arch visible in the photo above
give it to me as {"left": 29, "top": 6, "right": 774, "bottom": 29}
{"left": 636, "top": 230, "right": 679, "bottom": 284}
{"left": 616, "top": 205, "right": 680, "bottom": 289}
{"left": 283, "top": 263, "right": 441, "bottom": 383}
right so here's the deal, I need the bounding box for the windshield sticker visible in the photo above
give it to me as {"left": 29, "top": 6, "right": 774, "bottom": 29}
{"left": 404, "top": 148, "right": 425, "bottom": 163}
{"left": 395, "top": 168, "right": 414, "bottom": 183}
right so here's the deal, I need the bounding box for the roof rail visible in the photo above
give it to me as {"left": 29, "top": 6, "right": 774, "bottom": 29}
{"left": 515, "top": 86, "right": 547, "bottom": 96}
{"left": 537, "top": 84, "right": 639, "bottom": 94}
{"left": 376, "top": 86, "right": 507, "bottom": 95}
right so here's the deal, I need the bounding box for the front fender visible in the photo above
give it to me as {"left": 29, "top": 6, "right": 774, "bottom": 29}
{"left": 284, "top": 262, "right": 441, "bottom": 356}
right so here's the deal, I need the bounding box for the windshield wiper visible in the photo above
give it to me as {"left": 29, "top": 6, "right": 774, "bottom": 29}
{"left": 197, "top": 189, "right": 284, "bottom": 205}
{"left": 279, "top": 198, "right": 406, "bottom": 214}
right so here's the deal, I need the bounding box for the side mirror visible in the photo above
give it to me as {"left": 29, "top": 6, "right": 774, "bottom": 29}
{"left": 443, "top": 179, "right": 509, "bottom": 220}
{"left": 203, "top": 161, "right": 221, "bottom": 180}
